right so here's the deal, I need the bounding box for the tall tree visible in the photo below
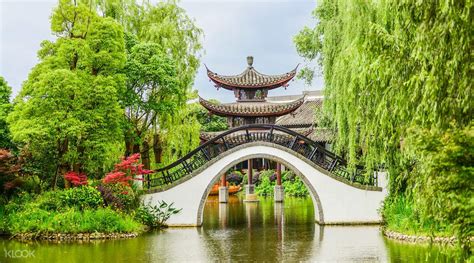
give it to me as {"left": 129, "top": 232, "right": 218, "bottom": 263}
{"left": 8, "top": 0, "right": 126, "bottom": 187}
{"left": 97, "top": 0, "right": 203, "bottom": 91}
{"left": 0, "top": 77, "right": 13, "bottom": 149}
{"left": 97, "top": 0, "right": 203, "bottom": 167}
{"left": 122, "top": 37, "right": 182, "bottom": 168}
{"left": 295, "top": 0, "right": 473, "bottom": 245}
{"left": 159, "top": 103, "right": 201, "bottom": 166}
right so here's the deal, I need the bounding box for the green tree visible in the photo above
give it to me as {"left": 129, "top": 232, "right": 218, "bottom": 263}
{"left": 8, "top": 0, "right": 125, "bottom": 188}
{"left": 122, "top": 38, "right": 182, "bottom": 168}
{"left": 0, "top": 77, "right": 13, "bottom": 149}
{"left": 97, "top": 0, "right": 203, "bottom": 91}
{"left": 295, "top": 0, "right": 473, "bottom": 247}
{"left": 158, "top": 102, "right": 201, "bottom": 166}
{"left": 98, "top": 0, "right": 204, "bottom": 167}
{"left": 407, "top": 124, "right": 473, "bottom": 247}
{"left": 189, "top": 100, "right": 228, "bottom": 132}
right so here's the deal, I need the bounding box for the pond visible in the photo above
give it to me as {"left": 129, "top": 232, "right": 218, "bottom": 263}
{"left": 0, "top": 194, "right": 460, "bottom": 262}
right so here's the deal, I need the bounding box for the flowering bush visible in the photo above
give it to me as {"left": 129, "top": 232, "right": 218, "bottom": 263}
{"left": 102, "top": 153, "right": 152, "bottom": 186}
{"left": 64, "top": 171, "right": 88, "bottom": 187}
{"left": 226, "top": 170, "right": 243, "bottom": 185}
{"left": 102, "top": 171, "right": 130, "bottom": 185}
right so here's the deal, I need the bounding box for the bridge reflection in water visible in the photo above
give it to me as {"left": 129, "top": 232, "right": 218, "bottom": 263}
{"left": 199, "top": 193, "right": 388, "bottom": 262}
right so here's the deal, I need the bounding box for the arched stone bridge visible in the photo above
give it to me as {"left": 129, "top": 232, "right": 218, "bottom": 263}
{"left": 142, "top": 124, "right": 388, "bottom": 226}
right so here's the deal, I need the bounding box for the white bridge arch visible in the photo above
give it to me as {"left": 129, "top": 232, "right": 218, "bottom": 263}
{"left": 142, "top": 142, "right": 388, "bottom": 226}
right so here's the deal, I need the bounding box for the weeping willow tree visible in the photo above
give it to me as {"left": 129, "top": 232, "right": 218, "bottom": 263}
{"left": 295, "top": 0, "right": 472, "bottom": 247}
{"left": 157, "top": 105, "right": 201, "bottom": 166}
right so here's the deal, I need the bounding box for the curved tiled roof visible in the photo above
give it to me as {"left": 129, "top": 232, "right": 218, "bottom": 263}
{"left": 199, "top": 96, "right": 304, "bottom": 117}
{"left": 276, "top": 99, "right": 323, "bottom": 128}
{"left": 206, "top": 57, "right": 298, "bottom": 90}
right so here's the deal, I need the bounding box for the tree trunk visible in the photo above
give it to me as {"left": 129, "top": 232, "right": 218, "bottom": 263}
{"left": 54, "top": 138, "right": 69, "bottom": 189}
{"left": 133, "top": 143, "right": 140, "bottom": 154}
{"left": 62, "top": 164, "right": 71, "bottom": 189}
{"left": 124, "top": 130, "right": 135, "bottom": 157}
{"left": 142, "top": 140, "right": 150, "bottom": 170}
{"left": 125, "top": 138, "right": 133, "bottom": 157}
{"left": 153, "top": 134, "right": 163, "bottom": 164}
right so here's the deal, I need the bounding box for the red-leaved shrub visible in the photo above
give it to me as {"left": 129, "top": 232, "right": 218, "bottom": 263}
{"left": 102, "top": 153, "right": 152, "bottom": 186}
{"left": 1, "top": 149, "right": 23, "bottom": 194}
{"left": 64, "top": 171, "right": 88, "bottom": 187}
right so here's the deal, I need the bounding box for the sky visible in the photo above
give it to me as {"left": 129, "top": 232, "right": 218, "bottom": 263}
{"left": 0, "top": 0, "right": 323, "bottom": 103}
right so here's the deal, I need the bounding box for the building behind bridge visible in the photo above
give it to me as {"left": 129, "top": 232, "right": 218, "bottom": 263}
{"left": 199, "top": 57, "right": 333, "bottom": 171}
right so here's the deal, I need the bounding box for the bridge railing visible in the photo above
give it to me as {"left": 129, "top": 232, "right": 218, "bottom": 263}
{"left": 146, "top": 124, "right": 377, "bottom": 189}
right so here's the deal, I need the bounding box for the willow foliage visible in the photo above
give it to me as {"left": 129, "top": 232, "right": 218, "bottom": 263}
{"left": 97, "top": 0, "right": 203, "bottom": 95}
{"left": 295, "top": 0, "right": 472, "bottom": 185}
{"left": 295, "top": 0, "right": 473, "bottom": 245}
{"left": 159, "top": 105, "right": 201, "bottom": 166}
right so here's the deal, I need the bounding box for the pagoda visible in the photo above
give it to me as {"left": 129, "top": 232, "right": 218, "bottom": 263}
{"left": 200, "top": 56, "right": 303, "bottom": 203}
{"left": 199, "top": 56, "right": 303, "bottom": 128}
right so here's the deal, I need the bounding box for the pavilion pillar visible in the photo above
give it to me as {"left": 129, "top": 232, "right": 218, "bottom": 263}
{"left": 244, "top": 159, "right": 258, "bottom": 202}
{"left": 274, "top": 163, "right": 284, "bottom": 202}
{"left": 219, "top": 174, "right": 228, "bottom": 203}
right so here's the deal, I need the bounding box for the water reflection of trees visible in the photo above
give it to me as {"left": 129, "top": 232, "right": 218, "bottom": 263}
{"left": 201, "top": 194, "right": 317, "bottom": 261}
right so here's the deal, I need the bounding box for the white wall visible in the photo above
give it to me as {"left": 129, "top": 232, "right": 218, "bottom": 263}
{"left": 143, "top": 144, "right": 388, "bottom": 226}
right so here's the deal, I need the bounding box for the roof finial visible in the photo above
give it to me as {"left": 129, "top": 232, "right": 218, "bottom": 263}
{"left": 247, "top": 56, "right": 254, "bottom": 67}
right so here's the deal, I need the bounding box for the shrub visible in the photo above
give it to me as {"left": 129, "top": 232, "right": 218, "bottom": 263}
{"left": 135, "top": 201, "right": 181, "bottom": 228}
{"left": 103, "top": 171, "right": 131, "bottom": 185}
{"left": 255, "top": 175, "right": 274, "bottom": 196}
{"left": 226, "top": 170, "right": 243, "bottom": 185}
{"left": 241, "top": 170, "right": 260, "bottom": 185}
{"left": 382, "top": 195, "right": 452, "bottom": 237}
{"left": 3, "top": 191, "right": 34, "bottom": 213}
{"left": 282, "top": 170, "right": 296, "bottom": 181}
{"left": 269, "top": 173, "right": 277, "bottom": 182}
{"left": 18, "top": 175, "right": 44, "bottom": 195}
{"left": 6, "top": 207, "right": 142, "bottom": 235}
{"left": 6, "top": 207, "right": 53, "bottom": 235}
{"left": 103, "top": 153, "right": 152, "bottom": 186}
{"left": 36, "top": 190, "right": 65, "bottom": 212}
{"left": 60, "top": 186, "right": 103, "bottom": 210}
{"left": 97, "top": 184, "right": 124, "bottom": 210}
{"left": 97, "top": 183, "right": 139, "bottom": 212}
{"left": 0, "top": 205, "right": 6, "bottom": 233}
{"left": 64, "top": 171, "right": 88, "bottom": 187}
{"left": 112, "top": 184, "right": 139, "bottom": 211}
{"left": 0, "top": 149, "right": 22, "bottom": 202}
{"left": 259, "top": 169, "right": 275, "bottom": 180}
{"left": 283, "top": 176, "right": 309, "bottom": 197}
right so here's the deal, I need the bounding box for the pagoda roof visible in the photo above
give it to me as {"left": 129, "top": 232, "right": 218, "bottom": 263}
{"left": 206, "top": 56, "right": 298, "bottom": 90}
{"left": 199, "top": 96, "right": 304, "bottom": 117}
